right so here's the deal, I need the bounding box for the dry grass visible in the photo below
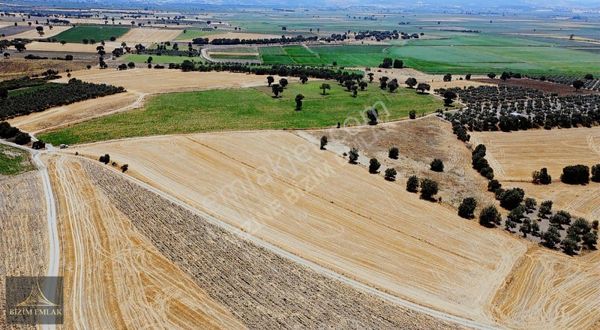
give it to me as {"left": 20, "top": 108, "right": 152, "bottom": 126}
{"left": 47, "top": 155, "right": 244, "bottom": 329}
{"left": 53, "top": 68, "right": 276, "bottom": 94}
{"left": 0, "top": 58, "right": 94, "bottom": 80}
{"left": 308, "top": 116, "right": 495, "bottom": 209}
{"left": 0, "top": 172, "right": 47, "bottom": 328}
{"left": 118, "top": 28, "right": 182, "bottom": 43}
{"left": 73, "top": 130, "right": 527, "bottom": 324}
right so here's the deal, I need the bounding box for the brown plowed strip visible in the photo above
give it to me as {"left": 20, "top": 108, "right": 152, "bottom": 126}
{"left": 47, "top": 155, "right": 244, "bottom": 329}
{"left": 0, "top": 172, "right": 47, "bottom": 329}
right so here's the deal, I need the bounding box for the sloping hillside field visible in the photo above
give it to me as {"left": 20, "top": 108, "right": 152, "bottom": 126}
{"left": 75, "top": 131, "right": 528, "bottom": 325}
{"left": 47, "top": 154, "right": 461, "bottom": 329}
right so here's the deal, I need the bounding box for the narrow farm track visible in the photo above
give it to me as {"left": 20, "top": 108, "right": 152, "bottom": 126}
{"left": 47, "top": 155, "right": 245, "bottom": 329}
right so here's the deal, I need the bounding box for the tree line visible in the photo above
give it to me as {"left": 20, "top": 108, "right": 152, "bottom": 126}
{"left": 0, "top": 78, "right": 125, "bottom": 120}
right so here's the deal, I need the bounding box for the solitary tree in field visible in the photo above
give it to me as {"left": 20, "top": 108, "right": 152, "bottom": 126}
{"left": 279, "top": 78, "right": 288, "bottom": 88}
{"left": 359, "top": 81, "right": 368, "bottom": 91}
{"left": 487, "top": 73, "right": 496, "bottom": 79}
{"left": 388, "top": 79, "right": 399, "bottom": 92}
{"left": 271, "top": 84, "right": 283, "bottom": 98}
{"left": 320, "top": 136, "right": 328, "bottom": 150}
{"left": 367, "top": 72, "right": 374, "bottom": 83}
{"left": 409, "top": 110, "right": 416, "bottom": 119}
{"left": 443, "top": 73, "right": 452, "bottom": 82}
{"left": 420, "top": 179, "right": 439, "bottom": 200}
{"left": 348, "top": 148, "right": 359, "bottom": 164}
{"left": 369, "top": 158, "right": 381, "bottom": 174}
{"left": 267, "top": 76, "right": 274, "bottom": 86}
{"left": 320, "top": 83, "right": 331, "bottom": 95}
{"left": 430, "top": 159, "right": 444, "bottom": 172}
{"left": 479, "top": 205, "right": 501, "bottom": 227}
{"left": 388, "top": 147, "right": 399, "bottom": 159}
{"left": 416, "top": 83, "right": 430, "bottom": 94}
{"left": 379, "top": 76, "right": 389, "bottom": 89}
{"left": 384, "top": 168, "right": 397, "bottom": 181}
{"left": 573, "top": 80, "right": 584, "bottom": 91}
{"left": 406, "top": 175, "right": 419, "bottom": 192}
{"left": 458, "top": 197, "right": 477, "bottom": 219}
{"left": 532, "top": 167, "right": 552, "bottom": 184}
{"left": 294, "top": 94, "right": 304, "bottom": 111}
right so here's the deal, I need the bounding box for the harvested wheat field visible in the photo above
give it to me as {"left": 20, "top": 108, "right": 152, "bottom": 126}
{"left": 8, "top": 26, "right": 72, "bottom": 39}
{"left": 0, "top": 171, "right": 47, "bottom": 327}
{"left": 508, "top": 182, "right": 600, "bottom": 219}
{"left": 54, "top": 68, "right": 278, "bottom": 94}
{"left": 21, "top": 41, "right": 120, "bottom": 53}
{"left": 491, "top": 247, "right": 600, "bottom": 329}
{"left": 8, "top": 92, "right": 142, "bottom": 133}
{"left": 307, "top": 116, "right": 495, "bottom": 208}
{"left": 0, "top": 58, "right": 94, "bottom": 80}
{"left": 471, "top": 126, "right": 600, "bottom": 181}
{"left": 49, "top": 154, "right": 461, "bottom": 329}
{"left": 74, "top": 131, "right": 527, "bottom": 325}
{"left": 118, "top": 28, "right": 182, "bottom": 43}
{"left": 46, "top": 155, "right": 243, "bottom": 329}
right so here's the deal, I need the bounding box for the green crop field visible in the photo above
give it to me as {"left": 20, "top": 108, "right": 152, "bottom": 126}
{"left": 175, "top": 29, "right": 217, "bottom": 40}
{"left": 260, "top": 45, "right": 388, "bottom": 67}
{"left": 54, "top": 25, "right": 130, "bottom": 43}
{"left": 39, "top": 82, "right": 442, "bottom": 145}
{"left": 124, "top": 54, "right": 204, "bottom": 64}
{"left": 0, "top": 145, "right": 33, "bottom": 175}
{"left": 388, "top": 34, "right": 600, "bottom": 75}
{"left": 210, "top": 54, "right": 260, "bottom": 60}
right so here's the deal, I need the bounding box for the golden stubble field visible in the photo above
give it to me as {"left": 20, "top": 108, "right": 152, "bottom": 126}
{"left": 46, "top": 155, "right": 244, "bottom": 329}
{"left": 74, "top": 130, "right": 530, "bottom": 325}
{"left": 472, "top": 127, "right": 600, "bottom": 219}
{"left": 53, "top": 68, "right": 278, "bottom": 94}
{"left": 118, "top": 28, "right": 182, "bottom": 43}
